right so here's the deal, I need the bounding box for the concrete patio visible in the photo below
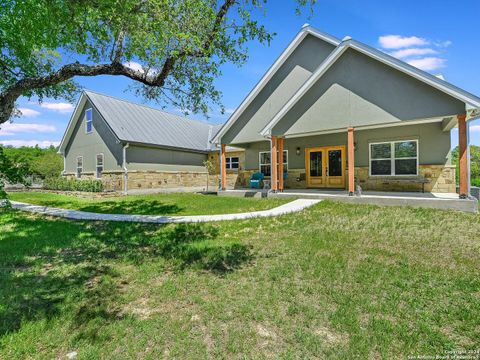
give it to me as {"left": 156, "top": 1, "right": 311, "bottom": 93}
{"left": 218, "top": 189, "right": 478, "bottom": 213}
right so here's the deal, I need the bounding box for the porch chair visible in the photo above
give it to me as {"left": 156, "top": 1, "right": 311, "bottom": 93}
{"left": 249, "top": 172, "right": 265, "bottom": 189}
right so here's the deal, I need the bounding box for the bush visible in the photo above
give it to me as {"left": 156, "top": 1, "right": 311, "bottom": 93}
{"left": 31, "top": 152, "right": 63, "bottom": 179}
{"left": 43, "top": 177, "right": 104, "bottom": 192}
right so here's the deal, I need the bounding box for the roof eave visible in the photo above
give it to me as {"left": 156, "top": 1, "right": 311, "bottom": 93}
{"left": 211, "top": 26, "right": 341, "bottom": 144}
{"left": 259, "top": 44, "right": 349, "bottom": 136}
{"left": 58, "top": 91, "right": 88, "bottom": 154}
{"left": 124, "top": 140, "right": 209, "bottom": 154}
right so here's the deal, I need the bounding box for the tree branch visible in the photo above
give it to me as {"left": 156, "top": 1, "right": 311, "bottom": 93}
{"left": 0, "top": 0, "right": 237, "bottom": 125}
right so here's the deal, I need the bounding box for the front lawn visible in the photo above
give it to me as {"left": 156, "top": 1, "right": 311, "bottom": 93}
{"left": 8, "top": 191, "right": 289, "bottom": 216}
{"left": 1, "top": 202, "right": 479, "bottom": 359}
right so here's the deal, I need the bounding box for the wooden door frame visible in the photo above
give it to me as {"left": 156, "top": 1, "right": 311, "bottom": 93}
{"left": 305, "top": 146, "right": 346, "bottom": 189}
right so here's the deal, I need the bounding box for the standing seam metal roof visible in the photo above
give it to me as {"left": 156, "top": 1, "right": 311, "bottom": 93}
{"left": 84, "top": 91, "right": 218, "bottom": 152}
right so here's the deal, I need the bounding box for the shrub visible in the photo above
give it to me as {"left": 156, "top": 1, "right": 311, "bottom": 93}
{"left": 31, "top": 152, "right": 63, "bottom": 179}
{"left": 43, "top": 177, "right": 104, "bottom": 192}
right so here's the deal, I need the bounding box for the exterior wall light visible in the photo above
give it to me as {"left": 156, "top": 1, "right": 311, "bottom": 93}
{"left": 296, "top": 147, "right": 301, "bottom": 156}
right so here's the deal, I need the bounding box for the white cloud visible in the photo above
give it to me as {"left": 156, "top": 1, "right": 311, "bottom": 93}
{"left": 471, "top": 125, "right": 480, "bottom": 133}
{"left": 224, "top": 108, "right": 236, "bottom": 115}
{"left": 379, "top": 34, "right": 451, "bottom": 73}
{"left": 40, "top": 102, "right": 74, "bottom": 112}
{"left": 0, "top": 123, "right": 56, "bottom": 136}
{"left": 389, "top": 48, "right": 438, "bottom": 59}
{"left": 437, "top": 40, "right": 452, "bottom": 48}
{"left": 0, "top": 140, "right": 60, "bottom": 148}
{"left": 407, "top": 57, "right": 446, "bottom": 71}
{"left": 124, "top": 61, "right": 144, "bottom": 73}
{"left": 18, "top": 108, "right": 41, "bottom": 118}
{"left": 379, "top": 35, "right": 429, "bottom": 49}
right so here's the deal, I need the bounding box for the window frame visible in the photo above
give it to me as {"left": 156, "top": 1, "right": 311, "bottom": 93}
{"left": 369, "top": 139, "right": 419, "bottom": 177}
{"left": 85, "top": 108, "right": 93, "bottom": 134}
{"left": 95, "top": 153, "right": 104, "bottom": 179}
{"left": 76, "top": 156, "right": 83, "bottom": 179}
{"left": 258, "top": 150, "right": 288, "bottom": 177}
{"left": 225, "top": 156, "right": 240, "bottom": 170}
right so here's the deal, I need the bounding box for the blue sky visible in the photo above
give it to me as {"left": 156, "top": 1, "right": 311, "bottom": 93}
{"left": 1, "top": 0, "right": 479, "bottom": 148}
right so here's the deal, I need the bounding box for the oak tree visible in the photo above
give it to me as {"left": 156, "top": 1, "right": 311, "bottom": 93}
{"left": 0, "top": 0, "right": 315, "bottom": 124}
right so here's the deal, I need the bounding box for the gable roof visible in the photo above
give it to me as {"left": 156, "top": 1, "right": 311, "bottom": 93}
{"left": 59, "top": 91, "right": 224, "bottom": 154}
{"left": 211, "top": 25, "right": 341, "bottom": 144}
{"left": 259, "top": 38, "right": 480, "bottom": 136}
{"left": 212, "top": 25, "right": 480, "bottom": 143}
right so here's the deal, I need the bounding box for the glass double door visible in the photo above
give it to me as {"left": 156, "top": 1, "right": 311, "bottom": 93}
{"left": 306, "top": 146, "right": 346, "bottom": 188}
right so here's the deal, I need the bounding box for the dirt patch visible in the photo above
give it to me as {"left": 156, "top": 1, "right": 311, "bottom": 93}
{"left": 314, "top": 326, "right": 348, "bottom": 346}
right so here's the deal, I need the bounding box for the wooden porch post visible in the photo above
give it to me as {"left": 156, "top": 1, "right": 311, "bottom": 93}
{"left": 458, "top": 114, "right": 468, "bottom": 198}
{"left": 271, "top": 136, "right": 278, "bottom": 192}
{"left": 278, "top": 137, "right": 284, "bottom": 191}
{"left": 347, "top": 127, "right": 355, "bottom": 196}
{"left": 221, "top": 144, "right": 227, "bottom": 191}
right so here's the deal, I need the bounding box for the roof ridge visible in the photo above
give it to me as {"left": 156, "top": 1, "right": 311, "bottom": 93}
{"left": 83, "top": 89, "right": 218, "bottom": 128}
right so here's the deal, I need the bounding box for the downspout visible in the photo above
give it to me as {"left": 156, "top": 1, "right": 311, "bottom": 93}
{"left": 122, "top": 143, "right": 129, "bottom": 195}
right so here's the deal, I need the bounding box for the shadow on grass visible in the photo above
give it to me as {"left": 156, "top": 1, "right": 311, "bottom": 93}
{"left": 18, "top": 199, "right": 184, "bottom": 215}
{"left": 78, "top": 200, "right": 182, "bottom": 215}
{"left": 0, "top": 210, "right": 252, "bottom": 339}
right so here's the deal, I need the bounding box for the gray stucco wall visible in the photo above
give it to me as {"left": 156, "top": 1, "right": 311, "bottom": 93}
{"left": 273, "top": 48, "right": 466, "bottom": 136}
{"left": 64, "top": 99, "right": 123, "bottom": 173}
{"left": 222, "top": 34, "right": 336, "bottom": 144}
{"left": 241, "top": 122, "right": 451, "bottom": 170}
{"left": 127, "top": 145, "right": 208, "bottom": 172}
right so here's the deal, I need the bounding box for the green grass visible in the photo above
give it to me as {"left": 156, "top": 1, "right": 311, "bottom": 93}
{"left": 8, "top": 191, "right": 289, "bottom": 216}
{"left": 1, "top": 201, "right": 479, "bottom": 359}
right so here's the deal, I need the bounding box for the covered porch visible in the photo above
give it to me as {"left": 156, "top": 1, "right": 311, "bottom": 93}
{"left": 219, "top": 112, "right": 477, "bottom": 199}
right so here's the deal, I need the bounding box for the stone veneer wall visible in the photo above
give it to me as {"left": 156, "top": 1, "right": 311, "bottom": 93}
{"left": 355, "top": 165, "right": 456, "bottom": 193}
{"left": 67, "top": 170, "right": 239, "bottom": 191}
{"left": 234, "top": 164, "right": 456, "bottom": 193}
{"left": 66, "top": 163, "right": 455, "bottom": 193}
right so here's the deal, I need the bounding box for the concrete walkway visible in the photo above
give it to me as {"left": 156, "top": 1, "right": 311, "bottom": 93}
{"left": 10, "top": 199, "right": 321, "bottom": 223}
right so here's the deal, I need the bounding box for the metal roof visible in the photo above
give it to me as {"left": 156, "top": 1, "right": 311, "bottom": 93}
{"left": 84, "top": 91, "right": 217, "bottom": 152}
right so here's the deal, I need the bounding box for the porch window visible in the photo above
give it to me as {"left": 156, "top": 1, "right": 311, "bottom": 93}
{"left": 76, "top": 156, "right": 83, "bottom": 178}
{"left": 96, "top": 154, "right": 104, "bottom": 179}
{"left": 369, "top": 140, "right": 418, "bottom": 176}
{"left": 226, "top": 156, "right": 239, "bottom": 170}
{"left": 259, "top": 150, "right": 288, "bottom": 176}
{"left": 85, "top": 108, "right": 93, "bottom": 133}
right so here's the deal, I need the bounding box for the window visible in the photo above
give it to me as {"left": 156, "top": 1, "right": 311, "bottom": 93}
{"left": 96, "top": 154, "right": 104, "bottom": 179}
{"left": 85, "top": 108, "right": 93, "bottom": 133}
{"left": 76, "top": 156, "right": 83, "bottom": 178}
{"left": 370, "top": 140, "right": 418, "bottom": 176}
{"left": 259, "top": 150, "right": 288, "bottom": 176}
{"left": 226, "top": 156, "right": 240, "bottom": 170}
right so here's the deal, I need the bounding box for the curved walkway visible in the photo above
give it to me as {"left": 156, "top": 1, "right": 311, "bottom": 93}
{"left": 10, "top": 199, "right": 321, "bottom": 223}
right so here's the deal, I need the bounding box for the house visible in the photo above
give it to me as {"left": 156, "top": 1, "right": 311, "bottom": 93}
{"left": 60, "top": 25, "right": 480, "bottom": 198}
{"left": 59, "top": 91, "right": 243, "bottom": 192}
{"left": 212, "top": 25, "right": 480, "bottom": 198}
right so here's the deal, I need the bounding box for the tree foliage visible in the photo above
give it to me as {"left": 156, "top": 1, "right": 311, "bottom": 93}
{"left": 0, "top": 0, "right": 316, "bottom": 124}
{"left": 0, "top": 146, "right": 29, "bottom": 201}
{"left": 2, "top": 145, "right": 63, "bottom": 179}
{"left": 451, "top": 145, "right": 480, "bottom": 187}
